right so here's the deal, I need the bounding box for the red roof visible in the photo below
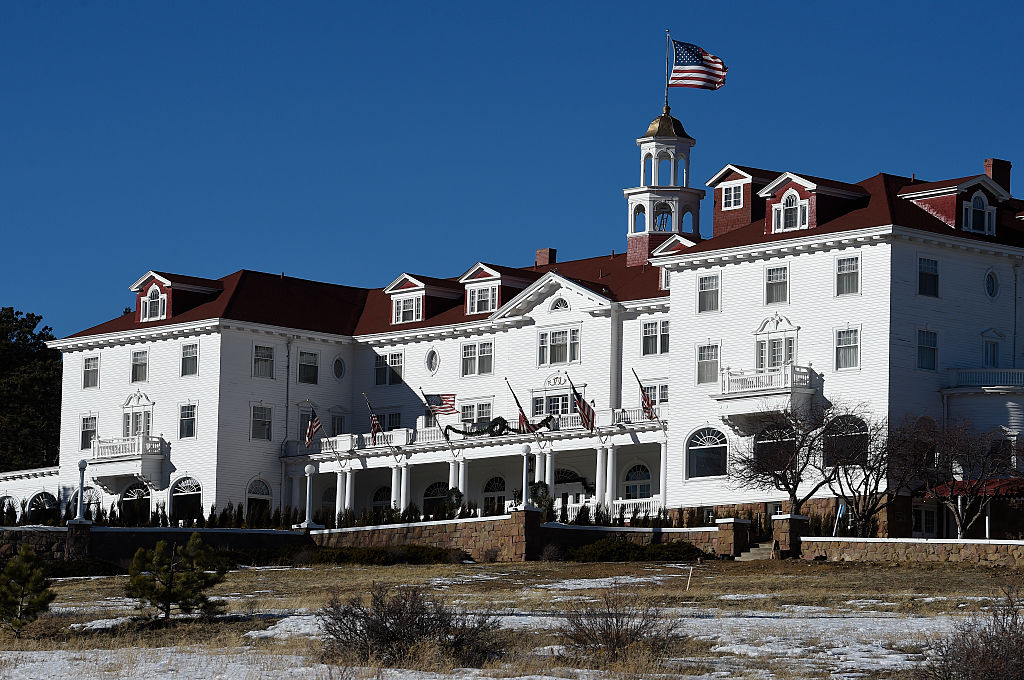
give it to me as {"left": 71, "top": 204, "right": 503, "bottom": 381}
{"left": 149, "top": 271, "right": 224, "bottom": 290}
{"left": 929, "top": 478, "right": 1024, "bottom": 498}
{"left": 896, "top": 175, "right": 984, "bottom": 195}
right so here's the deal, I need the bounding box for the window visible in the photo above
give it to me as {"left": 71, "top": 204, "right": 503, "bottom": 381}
{"left": 722, "top": 184, "right": 743, "bottom": 209}
{"left": 660, "top": 268, "right": 671, "bottom": 290}
{"left": 835, "top": 329, "right": 860, "bottom": 370}
{"left": 918, "top": 258, "right": 939, "bottom": 297}
{"left": 374, "top": 355, "right": 388, "bottom": 385}
{"left": 653, "top": 202, "right": 672, "bottom": 231}
{"left": 623, "top": 464, "right": 651, "bottom": 500}
{"left": 422, "top": 481, "right": 449, "bottom": 518}
{"left": 964, "top": 192, "right": 996, "bottom": 234}
{"left": 131, "top": 350, "right": 148, "bottom": 382}
{"left": 392, "top": 295, "right": 423, "bottom": 323}
{"left": 984, "top": 340, "right": 1000, "bottom": 368}
{"left": 181, "top": 343, "right": 198, "bottom": 376}
{"left": 697, "top": 344, "right": 720, "bottom": 384}
{"left": 755, "top": 337, "right": 794, "bottom": 370}
{"left": 298, "top": 351, "right": 319, "bottom": 384}
{"left": 375, "top": 353, "right": 403, "bottom": 385}
{"left": 467, "top": 285, "right": 498, "bottom": 314}
{"left": 772, "top": 191, "right": 808, "bottom": 232}
{"left": 823, "top": 416, "right": 868, "bottom": 467}
{"left": 83, "top": 356, "right": 99, "bottom": 388}
{"left": 141, "top": 285, "right": 167, "bottom": 321}
{"left": 687, "top": 428, "right": 728, "bottom": 478}
{"left": 985, "top": 271, "right": 999, "bottom": 299}
{"left": 386, "top": 412, "right": 402, "bottom": 431}
{"left": 461, "top": 341, "right": 493, "bottom": 376}
{"left": 836, "top": 257, "right": 859, "bottom": 296}
{"left": 642, "top": 384, "right": 669, "bottom": 405}
{"left": 765, "top": 266, "right": 788, "bottom": 304}
{"left": 642, "top": 320, "right": 669, "bottom": 355}
{"left": 331, "top": 414, "right": 345, "bottom": 436}
{"left": 251, "top": 406, "right": 272, "bottom": 440}
{"left": 179, "top": 404, "right": 196, "bottom": 439}
{"left": 538, "top": 327, "right": 579, "bottom": 365}
{"left": 460, "top": 402, "right": 492, "bottom": 431}
{"left": 80, "top": 416, "right": 97, "bottom": 450}
{"left": 122, "top": 410, "right": 151, "bottom": 437}
{"left": 253, "top": 345, "right": 274, "bottom": 378}
{"left": 697, "top": 275, "right": 719, "bottom": 312}
{"left": 533, "top": 394, "right": 576, "bottom": 416}
{"left": 333, "top": 357, "right": 346, "bottom": 379}
{"left": 550, "top": 297, "right": 569, "bottom": 311}
{"left": 425, "top": 349, "right": 439, "bottom": 374}
{"left": 917, "top": 330, "right": 938, "bottom": 370}
{"left": 482, "top": 477, "right": 507, "bottom": 516}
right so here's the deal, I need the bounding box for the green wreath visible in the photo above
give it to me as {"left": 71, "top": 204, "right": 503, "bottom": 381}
{"left": 444, "top": 415, "right": 555, "bottom": 438}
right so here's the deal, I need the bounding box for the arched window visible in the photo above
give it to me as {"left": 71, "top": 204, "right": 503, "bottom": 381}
{"left": 774, "top": 190, "right": 808, "bottom": 232}
{"left": 120, "top": 484, "right": 151, "bottom": 525}
{"left": 823, "top": 416, "right": 869, "bottom": 467}
{"left": 642, "top": 155, "right": 653, "bottom": 186}
{"left": 681, "top": 210, "right": 694, "bottom": 235}
{"left": 142, "top": 285, "right": 167, "bottom": 321}
{"left": 623, "top": 464, "right": 651, "bottom": 500}
{"left": 657, "top": 154, "right": 673, "bottom": 186}
{"left": 372, "top": 486, "right": 392, "bottom": 509}
{"left": 633, "top": 205, "right": 646, "bottom": 233}
{"left": 553, "top": 468, "right": 586, "bottom": 504}
{"left": 170, "top": 477, "right": 202, "bottom": 524}
{"left": 482, "top": 476, "right": 506, "bottom": 516}
{"left": 425, "top": 349, "right": 440, "bottom": 374}
{"left": 687, "top": 428, "right": 728, "bottom": 478}
{"left": 27, "top": 492, "right": 58, "bottom": 524}
{"left": 422, "top": 481, "right": 449, "bottom": 518}
{"left": 653, "top": 203, "right": 673, "bottom": 232}
{"left": 754, "top": 427, "right": 797, "bottom": 471}
{"left": 965, "top": 192, "right": 995, "bottom": 234}
{"left": 246, "top": 478, "right": 272, "bottom": 518}
{"left": 783, "top": 193, "right": 799, "bottom": 229}
{"left": 72, "top": 487, "right": 103, "bottom": 520}
{"left": 550, "top": 297, "right": 569, "bottom": 312}
{"left": 676, "top": 157, "right": 687, "bottom": 187}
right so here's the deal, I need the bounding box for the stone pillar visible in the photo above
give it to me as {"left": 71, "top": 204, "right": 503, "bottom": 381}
{"left": 508, "top": 507, "right": 543, "bottom": 562}
{"left": 334, "top": 471, "right": 345, "bottom": 519}
{"left": 344, "top": 469, "right": 355, "bottom": 511}
{"left": 66, "top": 522, "right": 91, "bottom": 560}
{"left": 659, "top": 441, "right": 668, "bottom": 508}
{"left": 390, "top": 466, "right": 401, "bottom": 509}
{"left": 605, "top": 445, "right": 618, "bottom": 506}
{"left": 448, "top": 460, "right": 458, "bottom": 490}
{"left": 544, "top": 449, "right": 554, "bottom": 490}
{"left": 458, "top": 459, "right": 467, "bottom": 496}
{"left": 714, "top": 518, "right": 751, "bottom": 557}
{"left": 595, "top": 446, "right": 607, "bottom": 505}
{"left": 400, "top": 464, "right": 410, "bottom": 511}
{"left": 772, "top": 514, "right": 808, "bottom": 559}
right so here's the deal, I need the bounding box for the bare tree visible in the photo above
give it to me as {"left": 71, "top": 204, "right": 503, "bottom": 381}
{"left": 891, "top": 418, "right": 1021, "bottom": 539}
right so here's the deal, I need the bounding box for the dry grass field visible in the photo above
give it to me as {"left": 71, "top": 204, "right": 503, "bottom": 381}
{"left": 1, "top": 559, "right": 1019, "bottom": 679}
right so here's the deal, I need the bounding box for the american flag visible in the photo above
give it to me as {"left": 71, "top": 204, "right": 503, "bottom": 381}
{"left": 369, "top": 412, "right": 382, "bottom": 445}
{"left": 669, "top": 40, "right": 727, "bottom": 90}
{"left": 305, "top": 407, "right": 323, "bottom": 448}
{"left": 566, "top": 374, "right": 596, "bottom": 432}
{"left": 424, "top": 393, "right": 457, "bottom": 415}
{"left": 640, "top": 386, "right": 657, "bottom": 421}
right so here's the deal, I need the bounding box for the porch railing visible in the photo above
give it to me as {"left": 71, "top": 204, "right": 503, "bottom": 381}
{"left": 720, "top": 364, "right": 811, "bottom": 395}
{"left": 93, "top": 435, "right": 164, "bottom": 459}
{"left": 612, "top": 497, "right": 662, "bottom": 518}
{"left": 947, "top": 368, "right": 1024, "bottom": 388}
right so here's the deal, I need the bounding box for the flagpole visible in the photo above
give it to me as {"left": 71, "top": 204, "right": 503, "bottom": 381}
{"left": 505, "top": 377, "right": 544, "bottom": 451}
{"left": 418, "top": 386, "right": 456, "bottom": 456}
{"left": 664, "top": 29, "right": 671, "bottom": 107}
{"left": 632, "top": 367, "right": 667, "bottom": 435}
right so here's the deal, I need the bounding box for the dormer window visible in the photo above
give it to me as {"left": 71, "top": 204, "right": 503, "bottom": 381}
{"left": 722, "top": 184, "right": 743, "bottom": 210}
{"left": 964, "top": 192, "right": 996, "bottom": 234}
{"left": 467, "top": 284, "right": 498, "bottom": 314}
{"left": 141, "top": 285, "right": 167, "bottom": 321}
{"left": 772, "top": 190, "right": 808, "bottom": 232}
{"left": 392, "top": 294, "right": 423, "bottom": 324}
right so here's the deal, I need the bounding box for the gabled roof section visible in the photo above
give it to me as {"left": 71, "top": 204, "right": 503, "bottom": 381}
{"left": 650, "top": 234, "right": 699, "bottom": 257}
{"left": 458, "top": 263, "right": 501, "bottom": 283}
{"left": 130, "top": 270, "right": 223, "bottom": 293}
{"left": 897, "top": 174, "right": 1011, "bottom": 201}
{"left": 490, "top": 272, "right": 612, "bottom": 320}
{"left": 706, "top": 163, "right": 783, "bottom": 187}
{"left": 758, "top": 172, "right": 869, "bottom": 199}
{"left": 382, "top": 273, "right": 463, "bottom": 295}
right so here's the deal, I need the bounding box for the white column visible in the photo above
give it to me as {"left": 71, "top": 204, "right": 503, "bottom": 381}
{"left": 521, "top": 452, "right": 531, "bottom": 508}
{"left": 303, "top": 464, "right": 315, "bottom": 526}
{"left": 605, "top": 445, "right": 618, "bottom": 506}
{"left": 291, "top": 474, "right": 302, "bottom": 512}
{"left": 448, "top": 460, "right": 458, "bottom": 490}
{"left": 659, "top": 440, "right": 668, "bottom": 507}
{"left": 458, "top": 459, "right": 467, "bottom": 495}
{"left": 400, "top": 464, "right": 410, "bottom": 511}
{"left": 544, "top": 450, "right": 554, "bottom": 490}
{"left": 390, "top": 466, "right": 401, "bottom": 509}
{"left": 534, "top": 451, "right": 544, "bottom": 483}
{"left": 595, "top": 447, "right": 607, "bottom": 505}
{"left": 344, "top": 469, "right": 355, "bottom": 511}
{"left": 335, "top": 471, "right": 345, "bottom": 518}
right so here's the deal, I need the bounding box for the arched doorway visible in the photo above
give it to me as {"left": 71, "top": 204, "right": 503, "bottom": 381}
{"left": 120, "top": 484, "right": 151, "bottom": 525}
{"left": 246, "top": 479, "right": 272, "bottom": 520}
{"left": 27, "top": 492, "right": 58, "bottom": 524}
{"left": 170, "top": 477, "right": 202, "bottom": 525}
{"left": 481, "top": 477, "right": 506, "bottom": 516}
{"left": 72, "top": 487, "right": 103, "bottom": 520}
{"left": 422, "top": 481, "right": 448, "bottom": 519}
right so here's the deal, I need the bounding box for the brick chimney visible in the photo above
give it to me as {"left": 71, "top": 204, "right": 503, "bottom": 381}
{"left": 535, "top": 248, "right": 557, "bottom": 267}
{"left": 984, "top": 158, "right": 1012, "bottom": 192}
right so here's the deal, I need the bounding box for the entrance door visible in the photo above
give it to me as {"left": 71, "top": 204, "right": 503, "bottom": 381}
{"left": 912, "top": 507, "right": 937, "bottom": 538}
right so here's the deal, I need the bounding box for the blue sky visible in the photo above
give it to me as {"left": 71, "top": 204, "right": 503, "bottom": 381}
{"left": 3, "top": 1, "right": 1022, "bottom": 338}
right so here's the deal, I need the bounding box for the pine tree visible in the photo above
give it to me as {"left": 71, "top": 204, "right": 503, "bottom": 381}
{"left": 0, "top": 545, "right": 56, "bottom": 638}
{"left": 126, "top": 532, "right": 226, "bottom": 620}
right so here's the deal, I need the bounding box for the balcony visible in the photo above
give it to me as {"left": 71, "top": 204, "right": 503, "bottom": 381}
{"left": 711, "top": 365, "right": 818, "bottom": 422}
{"left": 89, "top": 435, "right": 168, "bottom": 491}
{"left": 946, "top": 368, "right": 1024, "bottom": 390}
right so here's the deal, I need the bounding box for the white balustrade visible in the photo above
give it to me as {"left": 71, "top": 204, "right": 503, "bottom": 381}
{"left": 611, "top": 497, "right": 662, "bottom": 518}
{"left": 948, "top": 368, "right": 1024, "bottom": 388}
{"left": 720, "top": 364, "right": 811, "bottom": 395}
{"left": 93, "top": 435, "right": 163, "bottom": 459}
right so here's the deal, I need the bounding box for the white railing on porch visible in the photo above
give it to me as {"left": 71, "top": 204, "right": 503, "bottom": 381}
{"left": 947, "top": 368, "right": 1024, "bottom": 388}
{"left": 93, "top": 435, "right": 163, "bottom": 459}
{"left": 612, "top": 497, "right": 662, "bottom": 518}
{"left": 720, "top": 364, "right": 811, "bottom": 395}
{"left": 613, "top": 406, "right": 663, "bottom": 424}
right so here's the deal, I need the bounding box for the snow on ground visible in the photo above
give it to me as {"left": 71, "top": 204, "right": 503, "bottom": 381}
{"left": 243, "top": 614, "right": 320, "bottom": 640}
{"left": 535, "top": 575, "right": 664, "bottom": 590}
{"left": 68, "top": 616, "right": 132, "bottom": 631}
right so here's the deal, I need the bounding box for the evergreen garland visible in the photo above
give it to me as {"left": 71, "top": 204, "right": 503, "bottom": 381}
{"left": 443, "top": 415, "right": 555, "bottom": 439}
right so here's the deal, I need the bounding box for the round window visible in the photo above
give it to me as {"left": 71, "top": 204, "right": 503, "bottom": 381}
{"left": 985, "top": 271, "right": 999, "bottom": 299}
{"left": 425, "top": 349, "right": 440, "bottom": 374}
{"left": 333, "top": 357, "right": 346, "bottom": 380}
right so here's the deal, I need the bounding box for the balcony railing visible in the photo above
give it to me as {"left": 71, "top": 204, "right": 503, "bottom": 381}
{"left": 719, "top": 364, "right": 811, "bottom": 396}
{"left": 93, "top": 435, "right": 164, "bottom": 459}
{"left": 947, "top": 368, "right": 1024, "bottom": 388}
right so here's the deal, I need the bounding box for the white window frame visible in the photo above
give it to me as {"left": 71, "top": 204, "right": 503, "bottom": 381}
{"left": 697, "top": 273, "right": 720, "bottom": 313}
{"left": 642, "top": 382, "right": 669, "bottom": 406}
{"left": 834, "top": 326, "right": 861, "bottom": 371}
{"left": 82, "top": 355, "right": 100, "bottom": 389}
{"left": 250, "top": 404, "right": 273, "bottom": 441}
{"left": 180, "top": 342, "right": 199, "bottom": 377}
{"left": 374, "top": 353, "right": 403, "bottom": 385}
{"left": 178, "top": 402, "right": 197, "bottom": 439}
{"left": 764, "top": 264, "right": 790, "bottom": 305}
{"left": 918, "top": 256, "right": 940, "bottom": 298}
{"left": 80, "top": 414, "right": 98, "bottom": 450}
{"left": 963, "top": 191, "right": 996, "bottom": 235}
{"left": 772, "top": 189, "right": 809, "bottom": 233}
{"left": 140, "top": 284, "right": 167, "bottom": 321}
{"left": 641, "top": 319, "right": 670, "bottom": 356}
{"left": 660, "top": 268, "right": 671, "bottom": 291}
{"left": 721, "top": 181, "right": 744, "bottom": 211}
{"left": 460, "top": 400, "right": 493, "bottom": 431}
{"left": 696, "top": 343, "right": 720, "bottom": 384}
{"left": 466, "top": 284, "right": 499, "bottom": 314}
{"left": 984, "top": 270, "right": 1000, "bottom": 300}
{"left": 392, "top": 293, "right": 423, "bottom": 324}
{"left": 460, "top": 340, "right": 493, "bottom": 377}
{"left": 330, "top": 413, "right": 346, "bottom": 436}
{"left": 253, "top": 344, "right": 275, "bottom": 379}
{"left": 917, "top": 328, "right": 938, "bottom": 372}
{"left": 835, "top": 254, "right": 861, "bottom": 297}
{"left": 537, "top": 325, "right": 581, "bottom": 367}
{"left": 130, "top": 349, "right": 149, "bottom": 383}
{"left": 297, "top": 350, "right": 319, "bottom": 385}
{"left": 424, "top": 348, "right": 440, "bottom": 375}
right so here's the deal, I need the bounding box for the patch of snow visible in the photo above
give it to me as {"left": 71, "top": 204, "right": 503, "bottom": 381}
{"left": 536, "top": 575, "right": 663, "bottom": 590}
{"left": 243, "top": 614, "right": 321, "bottom": 640}
{"left": 719, "top": 593, "right": 771, "bottom": 601}
{"left": 68, "top": 616, "right": 132, "bottom": 631}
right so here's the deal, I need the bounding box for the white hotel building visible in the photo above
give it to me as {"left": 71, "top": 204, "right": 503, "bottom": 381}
{"left": 4, "top": 106, "right": 1024, "bottom": 538}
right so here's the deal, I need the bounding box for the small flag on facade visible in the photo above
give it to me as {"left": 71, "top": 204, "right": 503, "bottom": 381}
{"left": 505, "top": 378, "right": 538, "bottom": 434}
{"left": 305, "top": 407, "right": 323, "bottom": 448}
{"left": 566, "top": 374, "right": 596, "bottom": 432}
{"left": 669, "top": 40, "right": 727, "bottom": 90}
{"left": 362, "top": 393, "right": 384, "bottom": 446}
{"left": 424, "top": 393, "right": 458, "bottom": 415}
{"left": 632, "top": 368, "right": 657, "bottom": 420}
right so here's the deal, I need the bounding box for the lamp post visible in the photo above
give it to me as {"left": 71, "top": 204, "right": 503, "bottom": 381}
{"left": 70, "top": 459, "right": 91, "bottom": 525}
{"left": 294, "top": 463, "right": 324, "bottom": 530}
{"left": 521, "top": 444, "right": 532, "bottom": 510}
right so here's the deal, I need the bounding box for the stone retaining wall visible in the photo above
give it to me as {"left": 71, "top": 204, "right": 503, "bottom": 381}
{"left": 802, "top": 537, "right": 1024, "bottom": 567}
{"left": 539, "top": 523, "right": 724, "bottom": 556}
{"left": 0, "top": 526, "right": 69, "bottom": 562}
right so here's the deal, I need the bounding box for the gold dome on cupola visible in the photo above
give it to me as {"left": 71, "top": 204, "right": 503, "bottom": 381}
{"left": 643, "top": 105, "right": 692, "bottom": 139}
